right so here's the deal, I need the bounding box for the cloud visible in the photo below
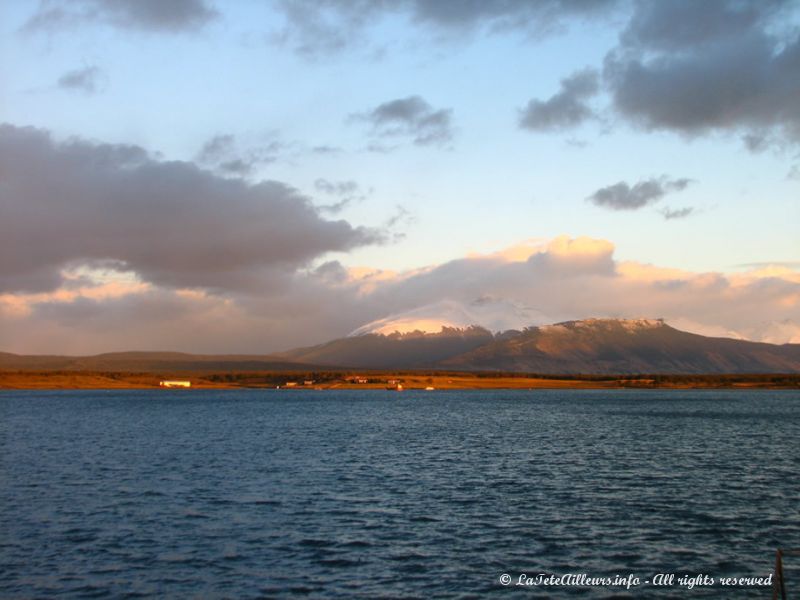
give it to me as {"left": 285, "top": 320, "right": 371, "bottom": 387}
{"left": 486, "top": 1, "right": 800, "bottom": 151}
{"left": 519, "top": 69, "right": 599, "bottom": 131}
{"left": 268, "top": 1, "right": 800, "bottom": 151}
{"left": 620, "top": 0, "right": 784, "bottom": 52}
{"left": 588, "top": 176, "right": 693, "bottom": 211}
{"left": 345, "top": 236, "right": 799, "bottom": 345}
{"left": 384, "top": 205, "right": 415, "bottom": 229}
{"left": 379, "top": 205, "right": 417, "bottom": 243}
{"left": 0, "top": 123, "right": 383, "bottom": 293}
{"left": 407, "top": 0, "right": 618, "bottom": 32}
{"left": 311, "top": 145, "right": 344, "bottom": 155}
{"left": 605, "top": 1, "right": 800, "bottom": 147}
{"left": 271, "top": 0, "right": 619, "bottom": 57}
{"left": 737, "top": 261, "right": 800, "bottom": 270}
{"left": 3, "top": 234, "right": 799, "bottom": 353}
{"left": 195, "top": 133, "right": 287, "bottom": 176}
{"left": 196, "top": 133, "right": 235, "bottom": 164}
{"left": 314, "top": 178, "right": 359, "bottom": 196}
{"left": 334, "top": 235, "right": 799, "bottom": 343}
{"left": 268, "top": 2, "right": 800, "bottom": 152}
{"left": 56, "top": 65, "right": 104, "bottom": 94}
{"left": 269, "top": 0, "right": 381, "bottom": 58}
{"left": 314, "top": 178, "right": 368, "bottom": 214}
{"left": 352, "top": 96, "right": 454, "bottom": 147}
{"left": 661, "top": 207, "right": 694, "bottom": 220}
{"left": 23, "top": 0, "right": 218, "bottom": 34}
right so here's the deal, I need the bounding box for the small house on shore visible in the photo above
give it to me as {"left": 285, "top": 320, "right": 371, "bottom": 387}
{"left": 159, "top": 380, "right": 191, "bottom": 388}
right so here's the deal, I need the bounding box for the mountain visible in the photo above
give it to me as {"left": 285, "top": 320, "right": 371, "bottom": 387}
{"left": 279, "top": 326, "right": 494, "bottom": 369}
{"left": 0, "top": 351, "right": 314, "bottom": 372}
{"left": 440, "top": 318, "right": 800, "bottom": 373}
{"left": 5, "top": 318, "right": 800, "bottom": 375}
{"left": 281, "top": 318, "right": 800, "bottom": 374}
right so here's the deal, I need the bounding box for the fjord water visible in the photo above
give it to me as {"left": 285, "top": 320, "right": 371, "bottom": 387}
{"left": 1, "top": 390, "right": 798, "bottom": 598}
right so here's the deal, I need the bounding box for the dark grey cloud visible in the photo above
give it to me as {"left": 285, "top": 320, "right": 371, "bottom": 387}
{"left": 0, "top": 123, "right": 382, "bottom": 293}
{"left": 588, "top": 177, "right": 693, "bottom": 211}
{"left": 508, "top": 1, "right": 800, "bottom": 149}
{"left": 605, "top": 34, "right": 800, "bottom": 142}
{"left": 605, "top": 0, "right": 800, "bottom": 146}
{"left": 661, "top": 207, "right": 694, "bottom": 220}
{"left": 519, "top": 69, "right": 599, "bottom": 131}
{"left": 195, "top": 134, "right": 286, "bottom": 176}
{"left": 620, "top": 0, "right": 784, "bottom": 51}
{"left": 271, "top": 1, "right": 800, "bottom": 150}
{"left": 56, "top": 65, "right": 104, "bottom": 94}
{"left": 314, "top": 178, "right": 369, "bottom": 214}
{"left": 23, "top": 0, "right": 218, "bottom": 34}
{"left": 353, "top": 96, "right": 454, "bottom": 147}
{"left": 272, "top": 0, "right": 618, "bottom": 57}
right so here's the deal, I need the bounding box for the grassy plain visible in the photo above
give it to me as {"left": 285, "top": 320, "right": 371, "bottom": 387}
{"left": 1, "top": 370, "right": 798, "bottom": 390}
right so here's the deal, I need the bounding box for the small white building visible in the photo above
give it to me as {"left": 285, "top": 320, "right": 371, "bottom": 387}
{"left": 160, "top": 380, "right": 191, "bottom": 388}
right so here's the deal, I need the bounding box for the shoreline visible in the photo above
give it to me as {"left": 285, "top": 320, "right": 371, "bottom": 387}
{"left": 1, "top": 371, "right": 798, "bottom": 390}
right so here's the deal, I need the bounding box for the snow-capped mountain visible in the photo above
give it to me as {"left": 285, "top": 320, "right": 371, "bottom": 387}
{"left": 349, "top": 298, "right": 551, "bottom": 336}
{"left": 280, "top": 316, "right": 800, "bottom": 374}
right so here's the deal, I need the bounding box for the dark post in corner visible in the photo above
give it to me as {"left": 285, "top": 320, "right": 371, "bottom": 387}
{"left": 774, "top": 549, "right": 800, "bottom": 600}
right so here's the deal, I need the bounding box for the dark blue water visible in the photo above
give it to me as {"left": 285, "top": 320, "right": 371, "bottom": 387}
{"left": 1, "top": 389, "right": 798, "bottom": 598}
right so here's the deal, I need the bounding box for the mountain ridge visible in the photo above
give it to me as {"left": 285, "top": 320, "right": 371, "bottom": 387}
{"left": 279, "top": 318, "right": 800, "bottom": 374}
{"left": 3, "top": 318, "right": 800, "bottom": 374}
{"left": 0, "top": 351, "right": 317, "bottom": 372}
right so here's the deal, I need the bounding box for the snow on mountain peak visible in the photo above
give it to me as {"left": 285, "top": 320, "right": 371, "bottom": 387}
{"left": 349, "top": 298, "right": 550, "bottom": 337}
{"left": 349, "top": 305, "right": 800, "bottom": 344}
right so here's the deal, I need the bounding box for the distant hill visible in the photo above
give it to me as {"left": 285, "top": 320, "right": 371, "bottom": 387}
{"left": 0, "top": 351, "right": 315, "bottom": 372}
{"left": 4, "top": 318, "right": 800, "bottom": 374}
{"left": 279, "top": 318, "right": 800, "bottom": 374}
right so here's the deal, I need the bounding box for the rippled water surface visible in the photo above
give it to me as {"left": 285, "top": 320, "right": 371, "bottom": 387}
{"left": 1, "top": 389, "right": 799, "bottom": 598}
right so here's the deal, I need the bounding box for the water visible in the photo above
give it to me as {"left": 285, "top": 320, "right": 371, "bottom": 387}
{"left": 1, "top": 389, "right": 798, "bottom": 598}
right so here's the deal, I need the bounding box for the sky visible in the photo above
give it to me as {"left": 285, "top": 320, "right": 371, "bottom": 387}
{"left": 1, "top": 0, "right": 799, "bottom": 354}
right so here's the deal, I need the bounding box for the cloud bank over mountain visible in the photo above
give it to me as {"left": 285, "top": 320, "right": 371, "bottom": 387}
{"left": 2, "top": 220, "right": 798, "bottom": 354}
